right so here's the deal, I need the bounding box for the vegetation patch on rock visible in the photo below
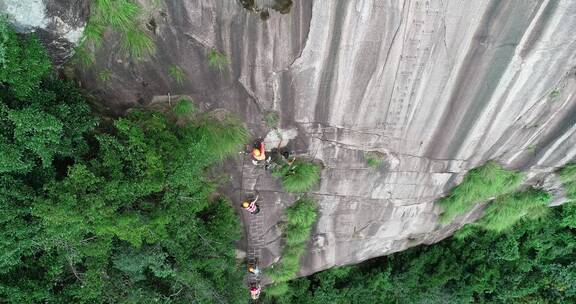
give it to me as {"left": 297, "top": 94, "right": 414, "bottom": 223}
{"left": 76, "top": 0, "right": 155, "bottom": 65}
{"left": 266, "top": 197, "right": 318, "bottom": 295}
{"left": 364, "top": 151, "right": 383, "bottom": 168}
{"left": 438, "top": 161, "right": 523, "bottom": 224}
{"left": 272, "top": 159, "right": 321, "bottom": 193}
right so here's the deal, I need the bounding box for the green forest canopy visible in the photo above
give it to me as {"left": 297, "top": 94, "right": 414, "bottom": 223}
{"left": 0, "top": 23, "right": 247, "bottom": 303}
{"left": 268, "top": 203, "right": 576, "bottom": 303}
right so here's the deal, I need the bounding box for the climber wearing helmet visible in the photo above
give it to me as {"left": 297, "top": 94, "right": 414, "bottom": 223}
{"left": 252, "top": 143, "right": 265, "bottom": 160}
{"left": 251, "top": 141, "right": 267, "bottom": 165}
{"left": 248, "top": 264, "right": 261, "bottom": 276}
{"left": 241, "top": 195, "right": 260, "bottom": 215}
{"left": 249, "top": 283, "right": 261, "bottom": 300}
{"left": 250, "top": 140, "right": 271, "bottom": 165}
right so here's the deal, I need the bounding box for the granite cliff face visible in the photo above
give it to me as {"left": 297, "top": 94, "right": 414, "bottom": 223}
{"left": 5, "top": 0, "right": 576, "bottom": 278}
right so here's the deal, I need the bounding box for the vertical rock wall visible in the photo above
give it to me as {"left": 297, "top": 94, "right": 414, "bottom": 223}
{"left": 5, "top": 0, "right": 576, "bottom": 277}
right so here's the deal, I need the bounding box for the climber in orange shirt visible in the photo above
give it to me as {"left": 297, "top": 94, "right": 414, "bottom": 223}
{"left": 251, "top": 141, "right": 267, "bottom": 165}
{"left": 248, "top": 264, "right": 261, "bottom": 276}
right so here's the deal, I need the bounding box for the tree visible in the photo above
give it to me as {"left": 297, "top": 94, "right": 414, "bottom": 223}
{"left": 0, "top": 20, "right": 51, "bottom": 99}
{"left": 26, "top": 110, "right": 247, "bottom": 303}
{"left": 269, "top": 203, "right": 576, "bottom": 303}
{"left": 0, "top": 20, "right": 247, "bottom": 303}
{"left": 0, "top": 21, "right": 98, "bottom": 303}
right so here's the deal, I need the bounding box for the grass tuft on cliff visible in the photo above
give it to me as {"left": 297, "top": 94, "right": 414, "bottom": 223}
{"left": 172, "top": 98, "right": 195, "bottom": 118}
{"left": 98, "top": 69, "right": 112, "bottom": 82}
{"left": 266, "top": 197, "right": 318, "bottom": 290}
{"left": 94, "top": 0, "right": 140, "bottom": 31}
{"left": 168, "top": 65, "right": 186, "bottom": 86}
{"left": 76, "top": 0, "right": 155, "bottom": 63}
{"left": 272, "top": 159, "right": 321, "bottom": 193}
{"left": 121, "top": 28, "right": 155, "bottom": 58}
{"left": 438, "top": 161, "right": 522, "bottom": 224}
{"left": 207, "top": 48, "right": 229, "bottom": 70}
{"left": 84, "top": 22, "right": 106, "bottom": 47}
{"left": 193, "top": 112, "right": 249, "bottom": 161}
{"left": 364, "top": 152, "right": 383, "bottom": 168}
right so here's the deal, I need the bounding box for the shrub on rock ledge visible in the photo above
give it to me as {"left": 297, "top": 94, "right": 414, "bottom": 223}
{"left": 438, "top": 161, "right": 522, "bottom": 224}
{"left": 272, "top": 158, "right": 321, "bottom": 193}
{"left": 266, "top": 197, "right": 318, "bottom": 290}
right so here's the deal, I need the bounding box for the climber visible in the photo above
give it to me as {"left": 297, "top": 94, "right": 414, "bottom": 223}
{"left": 248, "top": 264, "right": 261, "bottom": 276}
{"left": 249, "top": 283, "right": 261, "bottom": 300}
{"left": 241, "top": 195, "right": 260, "bottom": 215}
{"left": 280, "top": 150, "right": 295, "bottom": 166}
{"left": 251, "top": 140, "right": 270, "bottom": 165}
{"left": 265, "top": 148, "right": 293, "bottom": 171}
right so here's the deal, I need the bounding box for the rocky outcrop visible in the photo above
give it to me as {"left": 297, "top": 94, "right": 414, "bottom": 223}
{"left": 4, "top": 0, "right": 576, "bottom": 278}
{"left": 1, "top": 0, "right": 89, "bottom": 65}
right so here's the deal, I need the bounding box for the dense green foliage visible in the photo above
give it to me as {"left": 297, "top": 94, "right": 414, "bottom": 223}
{"left": 0, "top": 24, "right": 247, "bottom": 303}
{"left": 559, "top": 163, "right": 576, "bottom": 201}
{"left": 0, "top": 22, "right": 51, "bottom": 99}
{"left": 439, "top": 161, "right": 522, "bottom": 223}
{"left": 268, "top": 203, "right": 576, "bottom": 303}
{"left": 476, "top": 188, "right": 551, "bottom": 232}
{"left": 272, "top": 159, "right": 321, "bottom": 192}
{"left": 1, "top": 111, "right": 247, "bottom": 303}
{"left": 267, "top": 197, "right": 318, "bottom": 291}
{"left": 0, "top": 18, "right": 9, "bottom": 65}
{"left": 0, "top": 24, "right": 96, "bottom": 175}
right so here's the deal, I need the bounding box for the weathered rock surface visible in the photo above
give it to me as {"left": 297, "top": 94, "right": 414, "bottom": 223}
{"left": 5, "top": 0, "right": 576, "bottom": 278}
{"left": 1, "top": 0, "right": 89, "bottom": 65}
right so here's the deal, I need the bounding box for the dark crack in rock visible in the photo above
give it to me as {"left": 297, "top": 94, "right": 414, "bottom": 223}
{"left": 239, "top": 0, "right": 293, "bottom": 20}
